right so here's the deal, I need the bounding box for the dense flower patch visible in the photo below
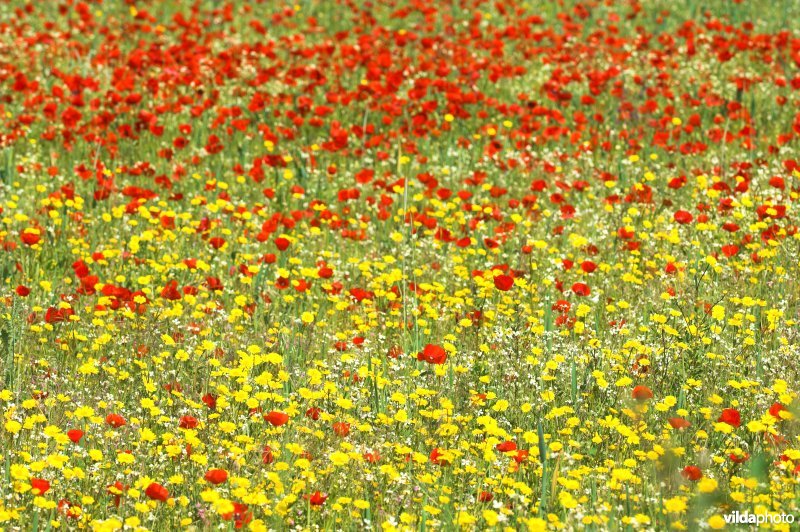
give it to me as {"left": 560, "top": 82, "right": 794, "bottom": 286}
{"left": 0, "top": 0, "right": 799, "bottom": 530}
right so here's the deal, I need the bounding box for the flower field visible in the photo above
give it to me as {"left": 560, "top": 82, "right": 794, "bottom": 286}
{"left": 2, "top": 0, "right": 800, "bottom": 529}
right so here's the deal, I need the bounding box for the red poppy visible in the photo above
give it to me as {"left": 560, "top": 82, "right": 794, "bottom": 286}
{"left": 305, "top": 491, "right": 327, "bottom": 506}
{"left": 209, "top": 237, "right": 226, "bottom": 249}
{"left": 262, "top": 445, "right": 274, "bottom": 464}
{"left": 617, "top": 227, "right": 635, "bottom": 239}
{"left": 20, "top": 230, "right": 42, "bottom": 246}
{"left": 769, "top": 176, "right": 785, "bottom": 189}
{"left": 631, "top": 385, "right": 653, "bottom": 401}
{"left": 718, "top": 408, "right": 741, "bottom": 428}
{"left": 580, "top": 260, "right": 597, "bottom": 273}
{"left": 221, "top": 501, "right": 252, "bottom": 528}
{"left": 674, "top": 210, "right": 693, "bottom": 224}
{"left": 15, "top": 285, "right": 30, "bottom": 297}
{"left": 768, "top": 402, "right": 786, "bottom": 419}
{"left": 264, "top": 411, "right": 289, "bottom": 427}
{"left": 67, "top": 429, "right": 84, "bottom": 443}
{"left": 179, "top": 415, "right": 199, "bottom": 429}
{"left": 681, "top": 465, "right": 702, "bottom": 481}
{"left": 668, "top": 418, "right": 691, "bottom": 430}
{"left": 57, "top": 499, "right": 81, "bottom": 519}
{"left": 204, "top": 469, "right": 228, "bottom": 485}
{"left": 105, "top": 414, "right": 126, "bottom": 428}
{"left": 305, "top": 407, "right": 321, "bottom": 420}
{"left": 478, "top": 491, "right": 493, "bottom": 502}
{"left": 493, "top": 274, "right": 514, "bottom": 291}
{"left": 722, "top": 222, "right": 740, "bottom": 233}
{"left": 145, "top": 482, "right": 169, "bottom": 502}
{"left": 332, "top": 422, "right": 350, "bottom": 437}
{"left": 107, "top": 482, "right": 127, "bottom": 507}
{"left": 363, "top": 451, "right": 381, "bottom": 463}
{"left": 45, "top": 306, "right": 74, "bottom": 324}
{"left": 417, "top": 344, "right": 447, "bottom": 364}
{"left": 552, "top": 300, "right": 571, "bottom": 313}
{"left": 387, "top": 346, "right": 403, "bottom": 359}
{"left": 30, "top": 478, "right": 50, "bottom": 495}
{"left": 495, "top": 441, "right": 517, "bottom": 453}
{"left": 729, "top": 452, "right": 749, "bottom": 464}
{"left": 202, "top": 393, "right": 217, "bottom": 410}
{"left": 205, "top": 276, "right": 225, "bottom": 293}
{"left": 160, "top": 280, "right": 182, "bottom": 300}
{"left": 429, "top": 448, "right": 450, "bottom": 466}
{"left": 275, "top": 237, "right": 290, "bottom": 251}
{"left": 571, "top": 282, "right": 591, "bottom": 296}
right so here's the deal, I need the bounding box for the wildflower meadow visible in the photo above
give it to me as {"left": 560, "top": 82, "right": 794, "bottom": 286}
{"left": 0, "top": 0, "right": 799, "bottom": 530}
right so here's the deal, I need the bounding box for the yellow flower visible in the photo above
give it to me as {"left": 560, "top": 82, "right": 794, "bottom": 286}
{"left": 218, "top": 421, "right": 236, "bottom": 434}
{"left": 329, "top": 451, "right": 350, "bottom": 466}
{"left": 559, "top": 491, "right": 578, "bottom": 509}
{"left": 214, "top": 499, "right": 235, "bottom": 515}
{"left": 612, "top": 469, "right": 633, "bottom": 482}
{"left": 4, "top": 420, "right": 21, "bottom": 434}
{"left": 456, "top": 512, "right": 476, "bottom": 526}
{"left": 698, "top": 478, "right": 717, "bottom": 493}
{"left": 91, "top": 518, "right": 123, "bottom": 532}
{"left": 713, "top": 422, "right": 733, "bottom": 434}
{"left": 523, "top": 517, "right": 548, "bottom": 531}
{"left": 10, "top": 464, "right": 29, "bottom": 480}
{"left": 492, "top": 399, "right": 509, "bottom": 412}
{"left": 116, "top": 452, "right": 135, "bottom": 465}
{"left": 74, "top": 406, "right": 95, "bottom": 419}
{"left": 746, "top": 420, "right": 765, "bottom": 433}
{"left": 46, "top": 454, "right": 69, "bottom": 469}
{"left": 664, "top": 497, "right": 687, "bottom": 514}
{"left": 482, "top": 509, "right": 499, "bottom": 526}
{"left": 707, "top": 515, "right": 726, "bottom": 530}
{"left": 335, "top": 398, "right": 353, "bottom": 410}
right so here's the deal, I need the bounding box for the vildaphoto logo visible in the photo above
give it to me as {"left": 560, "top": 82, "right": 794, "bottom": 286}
{"left": 724, "top": 511, "right": 796, "bottom": 525}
